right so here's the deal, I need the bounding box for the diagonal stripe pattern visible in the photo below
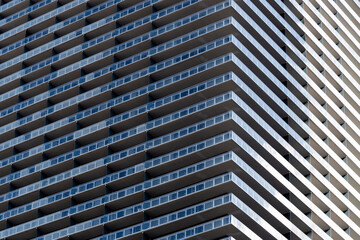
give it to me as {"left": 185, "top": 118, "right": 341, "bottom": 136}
{"left": 0, "top": 0, "right": 359, "bottom": 239}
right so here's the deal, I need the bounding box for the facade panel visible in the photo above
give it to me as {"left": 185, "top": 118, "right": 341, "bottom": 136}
{"left": 0, "top": 0, "right": 359, "bottom": 239}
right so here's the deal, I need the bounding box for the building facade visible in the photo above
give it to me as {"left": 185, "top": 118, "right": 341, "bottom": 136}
{"left": 0, "top": 0, "right": 359, "bottom": 239}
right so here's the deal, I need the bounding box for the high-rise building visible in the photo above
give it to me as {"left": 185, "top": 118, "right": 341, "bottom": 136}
{"left": 0, "top": 0, "right": 359, "bottom": 239}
